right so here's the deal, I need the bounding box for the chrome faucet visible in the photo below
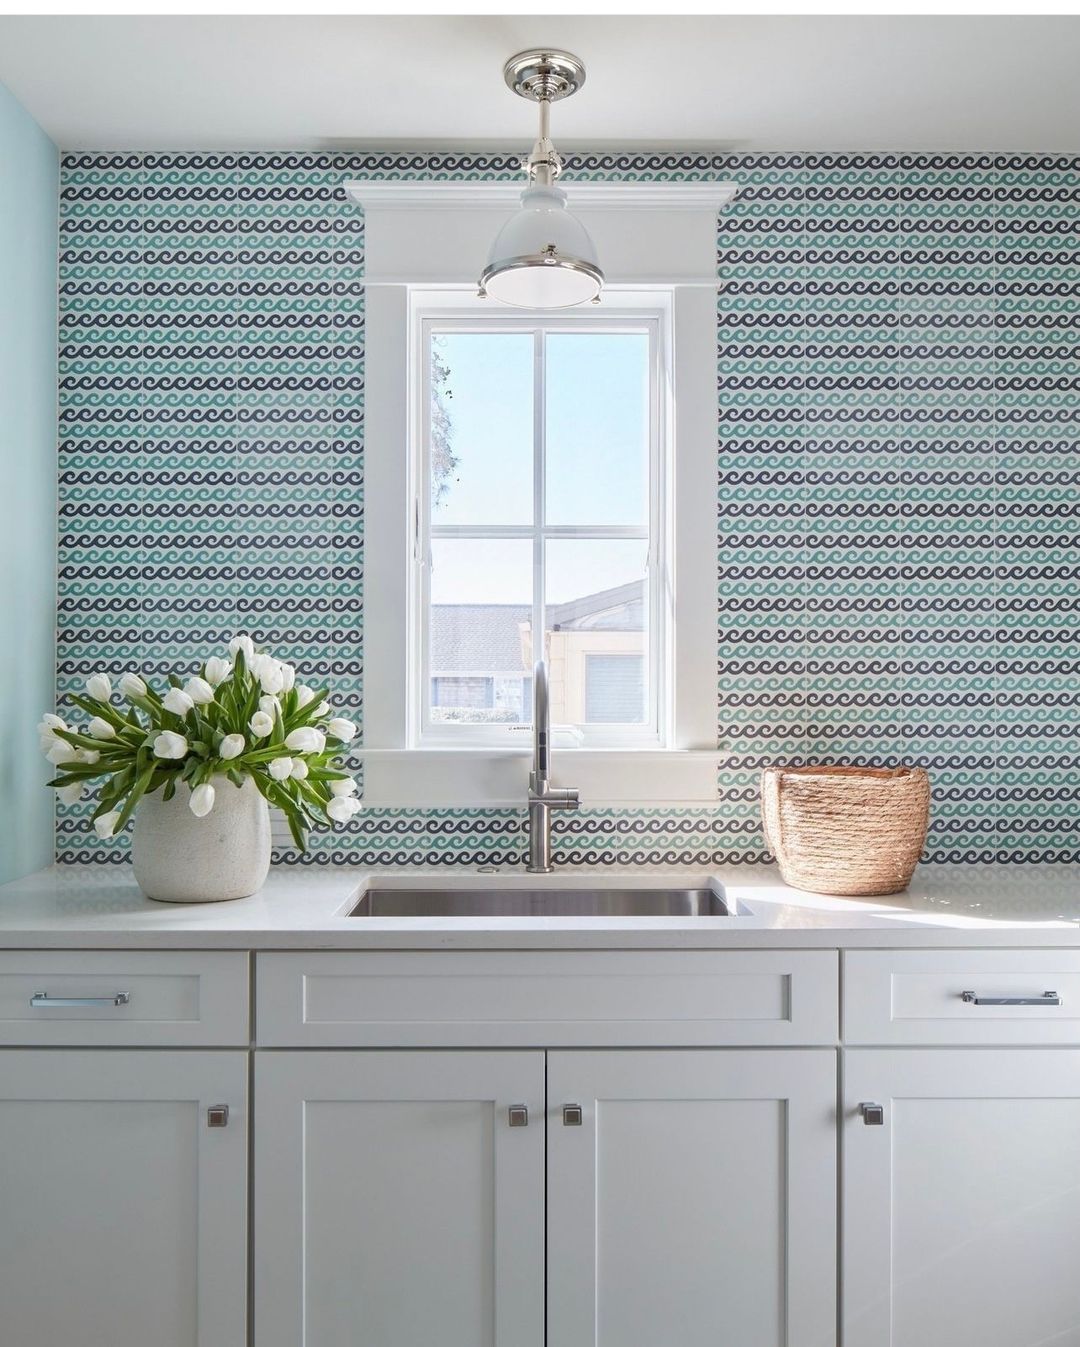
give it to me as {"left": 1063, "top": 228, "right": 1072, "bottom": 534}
{"left": 527, "top": 660, "right": 579, "bottom": 873}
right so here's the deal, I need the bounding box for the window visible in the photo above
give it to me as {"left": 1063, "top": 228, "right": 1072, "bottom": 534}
{"left": 359, "top": 192, "right": 724, "bottom": 803}
{"left": 412, "top": 297, "right": 669, "bottom": 747}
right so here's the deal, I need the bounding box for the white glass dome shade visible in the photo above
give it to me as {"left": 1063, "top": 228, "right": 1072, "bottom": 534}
{"left": 480, "top": 183, "right": 604, "bottom": 308}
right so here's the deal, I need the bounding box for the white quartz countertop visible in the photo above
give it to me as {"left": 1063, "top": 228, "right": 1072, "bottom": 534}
{"left": 0, "top": 862, "right": 1079, "bottom": 948}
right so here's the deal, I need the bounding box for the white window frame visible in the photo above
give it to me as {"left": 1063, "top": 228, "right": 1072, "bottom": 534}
{"left": 411, "top": 291, "right": 672, "bottom": 750}
{"left": 354, "top": 178, "right": 735, "bottom": 805}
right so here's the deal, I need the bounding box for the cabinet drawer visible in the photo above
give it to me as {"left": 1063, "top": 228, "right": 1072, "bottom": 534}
{"left": 844, "top": 950, "right": 1080, "bottom": 1045}
{"left": 256, "top": 950, "right": 838, "bottom": 1047}
{"left": 0, "top": 951, "right": 249, "bottom": 1045}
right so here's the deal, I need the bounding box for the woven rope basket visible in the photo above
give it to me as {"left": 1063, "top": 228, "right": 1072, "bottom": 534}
{"left": 760, "top": 765, "right": 930, "bottom": 896}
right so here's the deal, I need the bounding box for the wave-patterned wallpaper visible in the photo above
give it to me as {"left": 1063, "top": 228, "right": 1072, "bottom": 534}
{"left": 56, "top": 151, "right": 1080, "bottom": 866}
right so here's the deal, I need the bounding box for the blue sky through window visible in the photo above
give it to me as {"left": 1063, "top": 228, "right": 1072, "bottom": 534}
{"left": 431, "top": 329, "right": 649, "bottom": 605}
{"left": 427, "top": 326, "right": 652, "bottom": 728}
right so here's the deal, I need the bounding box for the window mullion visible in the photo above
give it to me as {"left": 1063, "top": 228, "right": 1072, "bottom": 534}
{"left": 538, "top": 525, "right": 650, "bottom": 539}
{"left": 429, "top": 525, "right": 537, "bottom": 539}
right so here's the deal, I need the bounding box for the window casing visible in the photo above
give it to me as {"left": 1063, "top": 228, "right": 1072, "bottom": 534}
{"left": 410, "top": 292, "right": 673, "bottom": 749}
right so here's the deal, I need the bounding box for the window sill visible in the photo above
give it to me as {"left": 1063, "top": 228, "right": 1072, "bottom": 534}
{"left": 358, "top": 747, "right": 725, "bottom": 808}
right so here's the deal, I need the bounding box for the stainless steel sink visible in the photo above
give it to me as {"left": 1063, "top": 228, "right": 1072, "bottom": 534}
{"left": 347, "top": 887, "right": 737, "bottom": 918}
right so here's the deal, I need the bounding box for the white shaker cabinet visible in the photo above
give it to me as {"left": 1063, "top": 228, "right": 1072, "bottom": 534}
{"left": 254, "top": 1046, "right": 836, "bottom": 1347}
{"left": 0, "top": 1049, "right": 248, "bottom": 1347}
{"left": 254, "top": 1050, "right": 546, "bottom": 1347}
{"left": 844, "top": 1048, "right": 1080, "bottom": 1347}
{"left": 547, "top": 1049, "right": 838, "bottom": 1347}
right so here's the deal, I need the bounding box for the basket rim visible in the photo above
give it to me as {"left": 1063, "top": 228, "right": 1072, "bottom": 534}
{"left": 761, "top": 765, "right": 926, "bottom": 782}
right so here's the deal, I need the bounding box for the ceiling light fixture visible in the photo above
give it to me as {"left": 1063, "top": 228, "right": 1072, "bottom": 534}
{"left": 478, "top": 50, "right": 603, "bottom": 309}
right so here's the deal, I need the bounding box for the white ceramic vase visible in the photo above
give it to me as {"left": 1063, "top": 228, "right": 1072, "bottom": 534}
{"left": 132, "top": 774, "right": 271, "bottom": 903}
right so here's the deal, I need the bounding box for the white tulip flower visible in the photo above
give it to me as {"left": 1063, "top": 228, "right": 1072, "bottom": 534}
{"left": 329, "top": 777, "right": 358, "bottom": 797}
{"left": 163, "top": 687, "right": 195, "bottom": 716}
{"left": 46, "top": 741, "right": 77, "bottom": 765}
{"left": 285, "top": 726, "right": 325, "bottom": 755}
{"left": 88, "top": 716, "right": 115, "bottom": 740}
{"left": 77, "top": 749, "right": 100, "bottom": 766}
{"left": 119, "top": 672, "right": 147, "bottom": 699}
{"left": 203, "top": 656, "right": 231, "bottom": 686}
{"left": 58, "top": 782, "right": 84, "bottom": 806}
{"left": 189, "top": 783, "right": 215, "bottom": 818}
{"left": 153, "top": 730, "right": 188, "bottom": 760}
{"left": 93, "top": 810, "right": 120, "bottom": 840}
{"left": 219, "top": 733, "right": 245, "bottom": 760}
{"left": 184, "top": 676, "right": 215, "bottom": 705}
{"left": 259, "top": 660, "right": 285, "bottom": 695}
{"left": 326, "top": 796, "right": 362, "bottom": 824}
{"left": 37, "top": 714, "right": 66, "bottom": 747}
{"left": 269, "top": 756, "right": 294, "bottom": 782}
{"left": 86, "top": 672, "right": 112, "bottom": 702}
{"left": 249, "top": 711, "right": 274, "bottom": 739}
{"left": 278, "top": 662, "right": 296, "bottom": 692}
{"left": 295, "top": 684, "right": 316, "bottom": 708}
{"left": 258, "top": 694, "right": 279, "bottom": 716}
{"left": 326, "top": 717, "right": 357, "bottom": 743}
{"left": 290, "top": 759, "right": 309, "bottom": 781}
{"left": 228, "top": 635, "right": 256, "bottom": 662}
{"left": 314, "top": 702, "right": 330, "bottom": 717}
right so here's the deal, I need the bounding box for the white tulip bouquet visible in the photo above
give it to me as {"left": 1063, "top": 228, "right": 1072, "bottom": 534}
{"left": 38, "top": 636, "right": 360, "bottom": 851}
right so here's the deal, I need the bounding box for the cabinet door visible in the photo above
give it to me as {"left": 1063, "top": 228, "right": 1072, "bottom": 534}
{"left": 547, "top": 1049, "right": 837, "bottom": 1347}
{"left": 845, "top": 1049, "right": 1080, "bottom": 1347}
{"left": 0, "top": 1049, "right": 247, "bottom": 1346}
{"left": 255, "top": 1050, "right": 545, "bottom": 1347}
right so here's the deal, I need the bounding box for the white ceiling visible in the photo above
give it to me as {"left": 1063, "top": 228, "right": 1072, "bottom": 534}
{"left": 1, "top": 14, "right": 1079, "bottom": 153}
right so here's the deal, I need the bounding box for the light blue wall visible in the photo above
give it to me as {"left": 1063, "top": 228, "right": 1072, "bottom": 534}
{"left": 0, "top": 82, "right": 57, "bottom": 882}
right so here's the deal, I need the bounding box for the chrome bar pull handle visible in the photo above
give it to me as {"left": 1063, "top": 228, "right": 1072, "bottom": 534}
{"left": 860, "top": 1102, "right": 885, "bottom": 1126}
{"left": 30, "top": 991, "right": 131, "bottom": 1009}
{"left": 508, "top": 1105, "right": 529, "bottom": 1128}
{"left": 562, "top": 1104, "right": 583, "bottom": 1126}
{"left": 961, "top": 990, "right": 1061, "bottom": 1007}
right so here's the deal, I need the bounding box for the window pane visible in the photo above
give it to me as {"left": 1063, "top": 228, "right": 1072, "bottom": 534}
{"left": 429, "top": 538, "right": 533, "bottom": 725}
{"left": 544, "top": 539, "right": 648, "bottom": 725}
{"left": 430, "top": 332, "right": 533, "bottom": 525}
{"left": 545, "top": 332, "right": 650, "bottom": 526}
{"left": 585, "top": 654, "right": 645, "bottom": 723}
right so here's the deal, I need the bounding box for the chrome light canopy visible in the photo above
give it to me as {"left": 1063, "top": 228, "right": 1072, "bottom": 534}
{"left": 479, "top": 50, "right": 603, "bottom": 309}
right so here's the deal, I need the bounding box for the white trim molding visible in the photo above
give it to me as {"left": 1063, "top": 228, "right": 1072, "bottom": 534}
{"left": 344, "top": 181, "right": 739, "bottom": 211}
{"left": 357, "top": 176, "right": 731, "bottom": 806}
{"left": 345, "top": 177, "right": 738, "bottom": 287}
{"left": 359, "top": 749, "right": 727, "bottom": 809}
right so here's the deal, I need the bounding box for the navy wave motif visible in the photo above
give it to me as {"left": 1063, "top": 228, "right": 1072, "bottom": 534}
{"left": 803, "top": 247, "right": 901, "bottom": 265}
{"left": 716, "top": 658, "right": 816, "bottom": 675}
{"left": 802, "top": 225, "right": 903, "bottom": 245}
{"left": 717, "top": 247, "right": 804, "bottom": 265}
{"left": 799, "top": 312, "right": 900, "bottom": 330}
{"left": 60, "top": 220, "right": 142, "bottom": 240}
{"left": 60, "top": 184, "right": 142, "bottom": 205}
{"left": 717, "top": 628, "right": 805, "bottom": 645}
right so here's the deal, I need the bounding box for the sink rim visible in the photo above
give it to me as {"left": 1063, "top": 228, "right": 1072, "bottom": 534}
{"left": 340, "top": 874, "right": 748, "bottom": 919}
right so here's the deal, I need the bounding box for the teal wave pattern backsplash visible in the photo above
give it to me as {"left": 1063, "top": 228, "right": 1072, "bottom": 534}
{"left": 56, "top": 152, "right": 1080, "bottom": 866}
